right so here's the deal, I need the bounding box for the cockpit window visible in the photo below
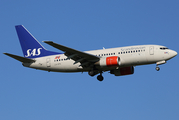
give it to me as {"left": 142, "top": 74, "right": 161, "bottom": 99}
{"left": 160, "top": 47, "right": 168, "bottom": 50}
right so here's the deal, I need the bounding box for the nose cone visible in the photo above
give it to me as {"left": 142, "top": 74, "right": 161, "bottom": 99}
{"left": 171, "top": 50, "right": 177, "bottom": 58}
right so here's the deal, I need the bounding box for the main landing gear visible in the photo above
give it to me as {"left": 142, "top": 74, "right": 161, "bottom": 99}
{"left": 97, "top": 72, "right": 104, "bottom": 81}
{"left": 88, "top": 69, "right": 104, "bottom": 81}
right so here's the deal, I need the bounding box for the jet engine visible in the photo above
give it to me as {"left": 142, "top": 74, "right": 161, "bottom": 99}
{"left": 110, "top": 66, "right": 134, "bottom": 76}
{"left": 97, "top": 56, "right": 121, "bottom": 67}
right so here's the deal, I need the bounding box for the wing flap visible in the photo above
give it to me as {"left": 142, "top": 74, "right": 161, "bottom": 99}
{"left": 4, "top": 53, "right": 35, "bottom": 63}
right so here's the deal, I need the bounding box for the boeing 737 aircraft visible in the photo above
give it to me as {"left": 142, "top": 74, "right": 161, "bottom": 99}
{"left": 4, "top": 25, "right": 177, "bottom": 81}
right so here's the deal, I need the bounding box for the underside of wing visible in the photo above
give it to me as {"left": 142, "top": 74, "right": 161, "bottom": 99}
{"left": 43, "top": 41, "right": 99, "bottom": 67}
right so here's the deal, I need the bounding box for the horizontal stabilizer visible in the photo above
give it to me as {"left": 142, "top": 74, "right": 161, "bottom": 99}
{"left": 4, "top": 53, "right": 35, "bottom": 63}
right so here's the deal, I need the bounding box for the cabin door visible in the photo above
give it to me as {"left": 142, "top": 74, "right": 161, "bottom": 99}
{"left": 149, "top": 46, "right": 154, "bottom": 55}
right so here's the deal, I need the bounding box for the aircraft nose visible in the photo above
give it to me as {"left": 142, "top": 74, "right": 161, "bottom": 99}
{"left": 171, "top": 50, "right": 177, "bottom": 57}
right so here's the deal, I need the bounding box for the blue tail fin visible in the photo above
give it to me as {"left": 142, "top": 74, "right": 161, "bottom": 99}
{"left": 15, "top": 25, "right": 61, "bottom": 58}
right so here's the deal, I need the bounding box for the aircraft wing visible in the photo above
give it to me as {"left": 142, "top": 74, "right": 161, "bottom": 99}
{"left": 4, "top": 53, "right": 35, "bottom": 63}
{"left": 43, "top": 41, "right": 99, "bottom": 66}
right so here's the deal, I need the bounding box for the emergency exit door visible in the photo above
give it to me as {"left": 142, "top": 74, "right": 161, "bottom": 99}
{"left": 46, "top": 58, "right": 51, "bottom": 67}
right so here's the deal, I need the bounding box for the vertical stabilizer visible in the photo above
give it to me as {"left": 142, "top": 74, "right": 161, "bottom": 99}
{"left": 15, "top": 25, "right": 60, "bottom": 58}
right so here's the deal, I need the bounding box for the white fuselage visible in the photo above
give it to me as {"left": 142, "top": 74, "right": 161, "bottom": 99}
{"left": 23, "top": 45, "right": 177, "bottom": 72}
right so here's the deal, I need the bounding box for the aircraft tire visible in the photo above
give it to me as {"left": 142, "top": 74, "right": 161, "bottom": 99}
{"left": 156, "top": 66, "right": 160, "bottom": 71}
{"left": 97, "top": 75, "right": 104, "bottom": 81}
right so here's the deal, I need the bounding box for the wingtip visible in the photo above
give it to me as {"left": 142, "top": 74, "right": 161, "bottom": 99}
{"left": 43, "top": 41, "right": 53, "bottom": 43}
{"left": 3, "top": 53, "right": 14, "bottom": 56}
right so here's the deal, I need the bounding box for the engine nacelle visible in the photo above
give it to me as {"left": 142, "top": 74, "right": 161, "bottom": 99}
{"left": 98, "top": 56, "right": 121, "bottom": 67}
{"left": 110, "top": 66, "right": 134, "bottom": 76}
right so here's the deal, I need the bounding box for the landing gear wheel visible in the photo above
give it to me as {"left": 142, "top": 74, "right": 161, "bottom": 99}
{"left": 97, "top": 75, "right": 104, "bottom": 81}
{"left": 156, "top": 66, "right": 160, "bottom": 71}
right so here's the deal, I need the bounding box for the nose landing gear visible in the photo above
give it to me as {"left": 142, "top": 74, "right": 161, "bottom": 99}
{"left": 156, "top": 66, "right": 160, "bottom": 71}
{"left": 155, "top": 60, "right": 166, "bottom": 71}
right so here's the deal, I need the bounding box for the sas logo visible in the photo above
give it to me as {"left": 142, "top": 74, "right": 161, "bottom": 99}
{"left": 25, "top": 48, "right": 42, "bottom": 57}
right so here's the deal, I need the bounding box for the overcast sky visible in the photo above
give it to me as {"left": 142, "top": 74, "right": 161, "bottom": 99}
{"left": 1, "top": 0, "right": 179, "bottom": 120}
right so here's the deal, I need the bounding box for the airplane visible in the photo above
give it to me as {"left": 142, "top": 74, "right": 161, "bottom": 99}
{"left": 4, "top": 25, "right": 177, "bottom": 81}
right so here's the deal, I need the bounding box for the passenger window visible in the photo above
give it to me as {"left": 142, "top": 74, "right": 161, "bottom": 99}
{"left": 160, "top": 47, "right": 169, "bottom": 50}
